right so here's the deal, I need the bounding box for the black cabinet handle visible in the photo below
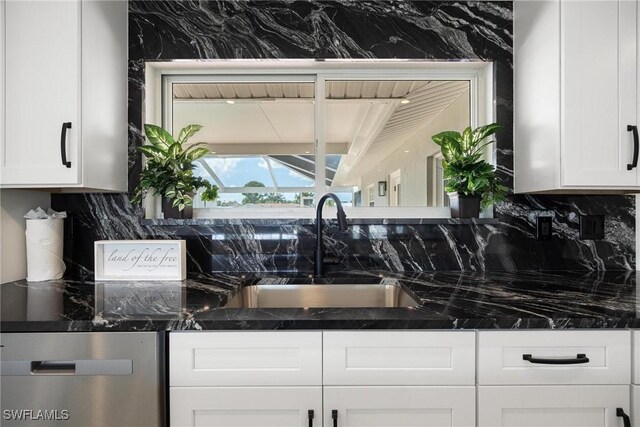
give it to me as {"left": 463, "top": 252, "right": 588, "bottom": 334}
{"left": 332, "top": 409, "right": 338, "bottom": 427}
{"left": 616, "top": 408, "right": 631, "bottom": 427}
{"left": 60, "top": 122, "right": 72, "bottom": 168}
{"left": 308, "top": 409, "right": 314, "bottom": 427}
{"left": 627, "top": 125, "right": 638, "bottom": 170}
{"left": 522, "top": 353, "right": 589, "bottom": 365}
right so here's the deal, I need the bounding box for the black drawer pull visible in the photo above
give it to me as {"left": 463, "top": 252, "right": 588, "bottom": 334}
{"left": 60, "top": 122, "right": 72, "bottom": 168}
{"left": 616, "top": 408, "right": 631, "bottom": 427}
{"left": 628, "top": 125, "right": 639, "bottom": 170}
{"left": 332, "top": 409, "right": 338, "bottom": 427}
{"left": 308, "top": 410, "right": 314, "bottom": 427}
{"left": 522, "top": 353, "right": 589, "bottom": 365}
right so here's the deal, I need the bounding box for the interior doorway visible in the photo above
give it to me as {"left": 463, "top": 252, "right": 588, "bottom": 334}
{"left": 389, "top": 169, "right": 401, "bottom": 207}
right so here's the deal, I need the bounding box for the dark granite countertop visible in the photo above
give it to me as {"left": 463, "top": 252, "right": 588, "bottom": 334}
{"left": 1, "top": 271, "right": 638, "bottom": 332}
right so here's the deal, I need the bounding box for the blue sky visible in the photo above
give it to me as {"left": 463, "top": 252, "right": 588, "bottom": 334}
{"left": 195, "top": 156, "right": 314, "bottom": 204}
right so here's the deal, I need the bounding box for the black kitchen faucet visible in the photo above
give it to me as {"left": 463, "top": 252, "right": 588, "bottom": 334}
{"left": 314, "top": 193, "right": 348, "bottom": 277}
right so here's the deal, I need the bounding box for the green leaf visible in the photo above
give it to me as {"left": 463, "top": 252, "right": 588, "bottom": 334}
{"left": 187, "top": 147, "right": 210, "bottom": 161}
{"left": 461, "top": 127, "right": 473, "bottom": 151}
{"left": 176, "top": 124, "right": 203, "bottom": 145}
{"left": 138, "top": 145, "right": 166, "bottom": 159}
{"left": 168, "top": 142, "right": 182, "bottom": 158}
{"left": 432, "top": 131, "right": 461, "bottom": 147}
{"left": 473, "top": 123, "right": 501, "bottom": 144}
{"left": 144, "top": 124, "right": 175, "bottom": 147}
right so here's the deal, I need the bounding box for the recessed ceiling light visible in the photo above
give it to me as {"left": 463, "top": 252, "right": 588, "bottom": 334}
{"left": 400, "top": 99, "right": 410, "bottom": 104}
{"left": 210, "top": 151, "right": 216, "bottom": 154}
{"left": 404, "top": 150, "right": 410, "bottom": 153}
{"left": 226, "top": 100, "right": 235, "bottom": 104}
{"left": 304, "top": 151, "right": 311, "bottom": 154}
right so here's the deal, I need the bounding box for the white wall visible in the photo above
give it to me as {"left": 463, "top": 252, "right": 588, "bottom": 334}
{"left": 361, "top": 92, "right": 470, "bottom": 207}
{"left": 0, "top": 190, "right": 51, "bottom": 283}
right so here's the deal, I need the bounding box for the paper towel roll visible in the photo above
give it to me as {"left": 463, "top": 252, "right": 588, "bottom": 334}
{"left": 25, "top": 218, "right": 66, "bottom": 282}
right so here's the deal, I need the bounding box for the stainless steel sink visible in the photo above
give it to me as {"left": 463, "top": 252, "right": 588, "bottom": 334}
{"left": 223, "top": 283, "right": 419, "bottom": 308}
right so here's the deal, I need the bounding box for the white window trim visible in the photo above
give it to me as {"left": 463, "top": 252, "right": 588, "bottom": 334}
{"left": 144, "top": 60, "right": 494, "bottom": 219}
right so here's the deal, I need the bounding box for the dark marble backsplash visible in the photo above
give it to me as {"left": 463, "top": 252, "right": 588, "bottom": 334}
{"left": 52, "top": 193, "right": 634, "bottom": 276}
{"left": 51, "top": 0, "right": 635, "bottom": 274}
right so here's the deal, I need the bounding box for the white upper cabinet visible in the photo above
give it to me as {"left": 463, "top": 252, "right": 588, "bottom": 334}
{"left": 514, "top": 0, "right": 640, "bottom": 193}
{"left": 1, "top": 0, "right": 127, "bottom": 191}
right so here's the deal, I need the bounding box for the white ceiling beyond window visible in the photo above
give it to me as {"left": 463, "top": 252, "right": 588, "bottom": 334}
{"left": 172, "top": 79, "right": 470, "bottom": 196}
{"left": 172, "top": 81, "right": 469, "bottom": 158}
{"left": 172, "top": 81, "right": 429, "bottom": 100}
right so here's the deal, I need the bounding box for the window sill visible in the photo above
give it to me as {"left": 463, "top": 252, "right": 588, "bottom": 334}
{"left": 140, "top": 217, "right": 499, "bottom": 226}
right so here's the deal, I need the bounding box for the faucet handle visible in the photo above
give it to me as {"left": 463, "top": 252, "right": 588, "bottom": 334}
{"left": 337, "top": 210, "right": 348, "bottom": 231}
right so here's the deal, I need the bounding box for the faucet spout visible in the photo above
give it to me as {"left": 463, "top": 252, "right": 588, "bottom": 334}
{"left": 315, "top": 193, "right": 348, "bottom": 277}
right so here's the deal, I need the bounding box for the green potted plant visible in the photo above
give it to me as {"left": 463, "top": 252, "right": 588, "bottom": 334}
{"left": 431, "top": 123, "right": 507, "bottom": 218}
{"left": 131, "top": 124, "right": 219, "bottom": 219}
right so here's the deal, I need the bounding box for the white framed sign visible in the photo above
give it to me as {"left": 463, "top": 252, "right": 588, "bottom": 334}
{"left": 94, "top": 240, "right": 186, "bottom": 281}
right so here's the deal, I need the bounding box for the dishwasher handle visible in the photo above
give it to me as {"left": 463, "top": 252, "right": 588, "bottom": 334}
{"left": 31, "top": 361, "right": 76, "bottom": 374}
{"left": 1, "top": 359, "right": 132, "bottom": 376}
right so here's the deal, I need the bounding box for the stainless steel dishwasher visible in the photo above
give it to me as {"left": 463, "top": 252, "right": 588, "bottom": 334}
{"left": 0, "top": 332, "right": 165, "bottom": 426}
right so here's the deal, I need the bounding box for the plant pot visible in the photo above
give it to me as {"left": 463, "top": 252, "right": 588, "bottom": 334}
{"left": 162, "top": 197, "right": 193, "bottom": 219}
{"left": 448, "top": 193, "right": 481, "bottom": 218}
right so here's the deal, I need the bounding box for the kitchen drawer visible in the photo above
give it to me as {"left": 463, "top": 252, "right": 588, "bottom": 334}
{"left": 170, "top": 331, "right": 322, "bottom": 386}
{"left": 170, "top": 386, "right": 322, "bottom": 427}
{"left": 634, "top": 331, "right": 639, "bottom": 384}
{"left": 478, "top": 330, "right": 631, "bottom": 385}
{"left": 478, "top": 385, "right": 631, "bottom": 427}
{"left": 323, "top": 331, "right": 475, "bottom": 385}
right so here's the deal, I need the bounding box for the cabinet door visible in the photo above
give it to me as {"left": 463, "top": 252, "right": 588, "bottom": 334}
{"left": 634, "top": 331, "right": 639, "bottom": 384}
{"left": 323, "top": 386, "right": 475, "bottom": 427}
{"left": 633, "top": 386, "right": 639, "bottom": 427}
{"left": 171, "top": 387, "right": 322, "bottom": 427}
{"left": 561, "top": 0, "right": 638, "bottom": 187}
{"left": 478, "top": 385, "right": 631, "bottom": 427}
{"left": 3, "top": 0, "right": 80, "bottom": 186}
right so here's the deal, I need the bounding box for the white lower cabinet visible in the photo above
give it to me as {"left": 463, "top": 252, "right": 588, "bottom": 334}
{"left": 169, "top": 331, "right": 477, "bottom": 427}
{"left": 169, "top": 330, "right": 635, "bottom": 427}
{"left": 634, "top": 331, "right": 639, "bottom": 384}
{"left": 323, "top": 386, "right": 475, "bottom": 427}
{"left": 634, "top": 386, "right": 639, "bottom": 427}
{"left": 170, "top": 387, "right": 322, "bottom": 427}
{"left": 478, "top": 385, "right": 631, "bottom": 427}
